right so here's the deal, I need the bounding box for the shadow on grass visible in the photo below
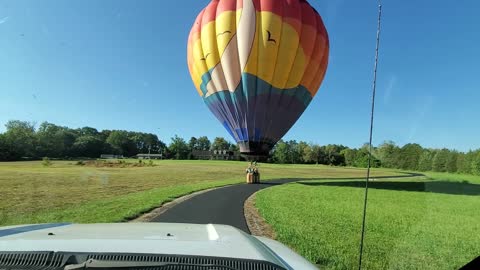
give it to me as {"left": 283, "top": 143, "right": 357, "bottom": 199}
{"left": 259, "top": 172, "right": 426, "bottom": 186}
{"left": 297, "top": 180, "right": 480, "bottom": 196}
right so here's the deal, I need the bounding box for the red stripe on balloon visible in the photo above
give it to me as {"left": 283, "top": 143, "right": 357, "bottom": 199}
{"left": 200, "top": 1, "right": 220, "bottom": 27}
{"left": 216, "top": 0, "right": 242, "bottom": 14}
{"left": 189, "top": 0, "right": 327, "bottom": 55}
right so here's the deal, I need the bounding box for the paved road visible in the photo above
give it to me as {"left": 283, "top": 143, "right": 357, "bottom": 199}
{"left": 150, "top": 179, "right": 295, "bottom": 233}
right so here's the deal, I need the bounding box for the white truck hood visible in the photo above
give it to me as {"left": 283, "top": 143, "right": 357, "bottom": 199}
{"left": 0, "top": 223, "right": 317, "bottom": 269}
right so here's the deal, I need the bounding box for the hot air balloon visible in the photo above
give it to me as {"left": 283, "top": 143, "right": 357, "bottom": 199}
{"left": 187, "top": 0, "right": 329, "bottom": 159}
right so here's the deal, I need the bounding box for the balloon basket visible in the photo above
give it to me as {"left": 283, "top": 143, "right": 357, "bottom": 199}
{"left": 246, "top": 173, "right": 260, "bottom": 184}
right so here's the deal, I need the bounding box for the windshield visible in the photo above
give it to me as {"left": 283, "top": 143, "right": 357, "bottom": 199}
{"left": 0, "top": 1, "right": 478, "bottom": 270}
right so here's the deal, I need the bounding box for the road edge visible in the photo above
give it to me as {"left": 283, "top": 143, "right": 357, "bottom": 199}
{"left": 244, "top": 192, "right": 276, "bottom": 239}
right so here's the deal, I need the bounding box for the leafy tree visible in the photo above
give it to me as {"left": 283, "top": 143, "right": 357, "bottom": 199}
{"left": 168, "top": 135, "right": 189, "bottom": 159}
{"left": 341, "top": 148, "right": 357, "bottom": 167}
{"left": 297, "top": 141, "right": 309, "bottom": 163}
{"left": 196, "top": 136, "right": 211, "bottom": 151}
{"left": 129, "top": 132, "right": 146, "bottom": 152}
{"left": 128, "top": 132, "right": 164, "bottom": 154}
{"left": 432, "top": 149, "right": 450, "bottom": 172}
{"left": 59, "top": 129, "right": 78, "bottom": 157}
{"left": 211, "top": 137, "right": 231, "bottom": 150}
{"left": 0, "top": 133, "right": 16, "bottom": 161}
{"left": 324, "top": 144, "right": 346, "bottom": 166}
{"left": 272, "top": 140, "right": 289, "bottom": 164}
{"left": 398, "top": 143, "right": 423, "bottom": 170}
{"left": 77, "top": 127, "right": 99, "bottom": 137}
{"left": 418, "top": 150, "right": 435, "bottom": 171}
{"left": 445, "top": 150, "right": 459, "bottom": 173}
{"left": 460, "top": 151, "right": 476, "bottom": 174}
{"left": 302, "top": 144, "right": 314, "bottom": 164}
{"left": 303, "top": 144, "right": 327, "bottom": 164}
{"left": 286, "top": 140, "right": 302, "bottom": 164}
{"left": 187, "top": 137, "right": 199, "bottom": 159}
{"left": 3, "top": 120, "right": 37, "bottom": 159}
{"left": 313, "top": 145, "right": 327, "bottom": 164}
{"left": 35, "top": 122, "right": 67, "bottom": 158}
{"left": 188, "top": 137, "right": 198, "bottom": 151}
{"left": 349, "top": 145, "right": 381, "bottom": 168}
{"left": 271, "top": 140, "right": 304, "bottom": 164}
{"left": 376, "top": 141, "right": 400, "bottom": 168}
{"left": 71, "top": 136, "right": 104, "bottom": 158}
{"left": 146, "top": 134, "right": 166, "bottom": 154}
{"left": 99, "top": 130, "right": 112, "bottom": 141}
{"left": 106, "top": 130, "right": 136, "bottom": 156}
{"left": 471, "top": 151, "right": 480, "bottom": 176}
{"left": 228, "top": 143, "right": 239, "bottom": 152}
{"left": 354, "top": 148, "right": 370, "bottom": 168}
{"left": 455, "top": 153, "right": 466, "bottom": 174}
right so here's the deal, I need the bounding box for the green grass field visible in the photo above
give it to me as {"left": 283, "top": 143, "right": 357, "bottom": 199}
{"left": 0, "top": 160, "right": 403, "bottom": 226}
{"left": 255, "top": 171, "right": 480, "bottom": 270}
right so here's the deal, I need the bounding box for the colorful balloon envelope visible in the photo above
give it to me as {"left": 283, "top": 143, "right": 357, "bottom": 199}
{"left": 187, "top": 0, "right": 329, "bottom": 157}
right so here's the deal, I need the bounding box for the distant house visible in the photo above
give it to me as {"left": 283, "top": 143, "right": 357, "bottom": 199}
{"left": 192, "top": 150, "right": 241, "bottom": 160}
{"left": 100, "top": 154, "right": 124, "bottom": 159}
{"left": 191, "top": 150, "right": 211, "bottom": 160}
{"left": 136, "top": 153, "right": 163, "bottom": 160}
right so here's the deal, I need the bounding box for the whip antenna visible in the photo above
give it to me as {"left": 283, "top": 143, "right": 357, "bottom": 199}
{"left": 358, "top": 1, "right": 383, "bottom": 269}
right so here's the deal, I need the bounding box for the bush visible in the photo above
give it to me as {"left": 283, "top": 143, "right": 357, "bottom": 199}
{"left": 95, "top": 160, "right": 105, "bottom": 166}
{"left": 148, "top": 160, "right": 154, "bottom": 167}
{"left": 42, "top": 157, "right": 52, "bottom": 167}
{"left": 471, "top": 152, "right": 480, "bottom": 176}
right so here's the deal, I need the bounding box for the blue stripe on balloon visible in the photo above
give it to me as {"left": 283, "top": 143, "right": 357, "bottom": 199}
{"left": 222, "top": 121, "right": 235, "bottom": 139}
{"left": 254, "top": 128, "right": 262, "bottom": 141}
{"left": 199, "top": 69, "right": 214, "bottom": 96}
{"left": 235, "top": 128, "right": 248, "bottom": 141}
{"left": 201, "top": 73, "right": 313, "bottom": 146}
{"left": 202, "top": 73, "right": 312, "bottom": 107}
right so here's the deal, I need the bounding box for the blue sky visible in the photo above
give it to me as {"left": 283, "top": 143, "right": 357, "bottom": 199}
{"left": 0, "top": 0, "right": 478, "bottom": 151}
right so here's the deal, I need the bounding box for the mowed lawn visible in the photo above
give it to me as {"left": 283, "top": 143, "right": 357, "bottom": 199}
{"left": 255, "top": 172, "right": 480, "bottom": 270}
{"left": 0, "top": 160, "right": 404, "bottom": 226}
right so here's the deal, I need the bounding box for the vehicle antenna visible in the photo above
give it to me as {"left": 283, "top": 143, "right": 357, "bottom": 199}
{"left": 358, "top": 1, "right": 383, "bottom": 269}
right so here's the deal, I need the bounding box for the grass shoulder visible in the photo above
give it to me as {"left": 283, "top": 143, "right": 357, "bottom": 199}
{"left": 254, "top": 172, "right": 479, "bottom": 270}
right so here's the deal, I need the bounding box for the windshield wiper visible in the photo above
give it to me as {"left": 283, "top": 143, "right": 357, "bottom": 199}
{"left": 64, "top": 258, "right": 238, "bottom": 270}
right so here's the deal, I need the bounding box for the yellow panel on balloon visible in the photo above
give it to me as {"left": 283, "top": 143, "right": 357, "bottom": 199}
{"left": 271, "top": 22, "right": 303, "bottom": 89}
{"left": 215, "top": 11, "right": 238, "bottom": 58}
{"left": 200, "top": 21, "right": 221, "bottom": 70}
{"left": 192, "top": 39, "right": 209, "bottom": 80}
{"left": 255, "top": 12, "right": 282, "bottom": 85}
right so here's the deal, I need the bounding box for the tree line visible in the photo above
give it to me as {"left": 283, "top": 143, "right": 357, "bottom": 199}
{"left": 1, "top": 120, "right": 479, "bottom": 176}
{"left": 271, "top": 140, "right": 480, "bottom": 175}
{"left": 0, "top": 120, "right": 236, "bottom": 161}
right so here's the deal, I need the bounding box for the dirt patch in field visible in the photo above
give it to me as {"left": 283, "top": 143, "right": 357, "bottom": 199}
{"left": 244, "top": 193, "right": 276, "bottom": 239}
{"left": 76, "top": 160, "right": 155, "bottom": 168}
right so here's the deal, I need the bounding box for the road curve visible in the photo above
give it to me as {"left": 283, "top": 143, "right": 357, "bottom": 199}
{"left": 150, "top": 179, "right": 296, "bottom": 233}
